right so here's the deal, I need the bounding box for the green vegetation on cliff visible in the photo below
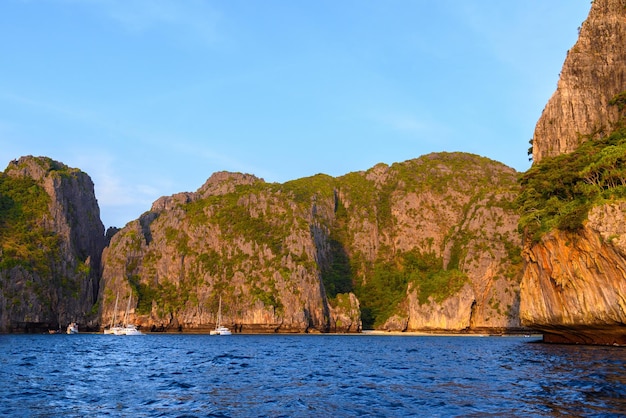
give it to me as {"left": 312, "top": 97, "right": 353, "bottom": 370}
{"left": 282, "top": 174, "right": 336, "bottom": 205}
{"left": 103, "top": 152, "right": 519, "bottom": 332}
{"left": 518, "top": 94, "right": 626, "bottom": 241}
{"left": 356, "top": 250, "right": 467, "bottom": 328}
{"left": 329, "top": 153, "right": 513, "bottom": 328}
{"left": 0, "top": 174, "right": 60, "bottom": 274}
{"left": 0, "top": 157, "right": 100, "bottom": 330}
{"left": 321, "top": 196, "right": 354, "bottom": 299}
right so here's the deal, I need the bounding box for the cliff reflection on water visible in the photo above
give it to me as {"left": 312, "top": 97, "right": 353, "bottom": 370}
{"left": 1, "top": 334, "right": 625, "bottom": 416}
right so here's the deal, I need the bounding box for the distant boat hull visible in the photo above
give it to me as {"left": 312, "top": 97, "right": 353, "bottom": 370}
{"left": 66, "top": 323, "right": 78, "bottom": 334}
{"left": 210, "top": 326, "right": 232, "bottom": 336}
{"left": 104, "top": 293, "right": 142, "bottom": 335}
{"left": 113, "top": 325, "right": 142, "bottom": 336}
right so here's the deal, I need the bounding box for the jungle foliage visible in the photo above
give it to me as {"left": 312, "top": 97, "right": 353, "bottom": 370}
{"left": 517, "top": 97, "right": 626, "bottom": 242}
{"left": 0, "top": 174, "right": 60, "bottom": 274}
{"left": 356, "top": 249, "right": 467, "bottom": 329}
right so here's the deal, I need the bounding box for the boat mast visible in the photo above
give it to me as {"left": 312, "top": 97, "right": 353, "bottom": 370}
{"left": 111, "top": 292, "right": 119, "bottom": 328}
{"left": 217, "top": 296, "right": 222, "bottom": 328}
{"left": 124, "top": 294, "right": 132, "bottom": 327}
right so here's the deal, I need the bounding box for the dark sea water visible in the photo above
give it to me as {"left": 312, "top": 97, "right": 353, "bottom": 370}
{"left": 1, "top": 334, "right": 625, "bottom": 417}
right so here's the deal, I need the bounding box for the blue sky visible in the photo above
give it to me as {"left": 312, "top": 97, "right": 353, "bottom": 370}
{"left": 0, "top": 1, "right": 591, "bottom": 229}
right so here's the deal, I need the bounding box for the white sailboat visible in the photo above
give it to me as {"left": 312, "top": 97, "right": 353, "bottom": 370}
{"left": 104, "top": 292, "right": 142, "bottom": 335}
{"left": 210, "top": 296, "right": 231, "bottom": 336}
{"left": 115, "top": 294, "right": 142, "bottom": 335}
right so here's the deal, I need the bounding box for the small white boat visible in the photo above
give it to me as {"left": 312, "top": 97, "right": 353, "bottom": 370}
{"left": 113, "top": 324, "right": 142, "bottom": 336}
{"left": 119, "top": 294, "right": 142, "bottom": 335}
{"left": 210, "top": 296, "right": 231, "bottom": 336}
{"left": 103, "top": 327, "right": 120, "bottom": 335}
{"left": 105, "top": 292, "right": 142, "bottom": 335}
{"left": 210, "top": 325, "right": 232, "bottom": 336}
{"left": 66, "top": 322, "right": 78, "bottom": 334}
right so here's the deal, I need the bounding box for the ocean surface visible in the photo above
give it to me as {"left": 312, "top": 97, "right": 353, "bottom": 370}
{"left": 1, "top": 333, "right": 625, "bottom": 417}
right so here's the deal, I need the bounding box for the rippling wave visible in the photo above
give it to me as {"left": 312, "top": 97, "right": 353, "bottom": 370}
{"left": 1, "top": 334, "right": 625, "bottom": 417}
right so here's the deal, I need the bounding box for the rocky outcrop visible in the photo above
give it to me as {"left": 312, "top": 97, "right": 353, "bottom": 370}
{"left": 384, "top": 283, "right": 475, "bottom": 332}
{"left": 100, "top": 153, "right": 523, "bottom": 333}
{"left": 352, "top": 154, "right": 523, "bottom": 332}
{"left": 0, "top": 153, "right": 524, "bottom": 335}
{"left": 520, "top": 0, "right": 626, "bottom": 345}
{"left": 0, "top": 156, "right": 106, "bottom": 332}
{"left": 329, "top": 293, "right": 361, "bottom": 333}
{"left": 520, "top": 203, "right": 626, "bottom": 345}
{"left": 100, "top": 172, "right": 342, "bottom": 333}
{"left": 532, "top": 0, "right": 626, "bottom": 163}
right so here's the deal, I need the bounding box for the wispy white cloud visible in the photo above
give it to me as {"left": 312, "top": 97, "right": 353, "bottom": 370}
{"left": 380, "top": 114, "right": 432, "bottom": 136}
{"left": 451, "top": 2, "right": 587, "bottom": 74}
{"left": 0, "top": 119, "right": 14, "bottom": 137}
{"left": 0, "top": 121, "right": 22, "bottom": 167}
{"left": 1, "top": 90, "right": 258, "bottom": 184}
{"left": 142, "top": 132, "right": 279, "bottom": 183}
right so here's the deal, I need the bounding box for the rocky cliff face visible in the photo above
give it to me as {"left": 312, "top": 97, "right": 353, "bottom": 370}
{"left": 100, "top": 153, "right": 523, "bottom": 333}
{"left": 350, "top": 154, "right": 522, "bottom": 332}
{"left": 520, "top": 0, "right": 626, "bottom": 345}
{"left": 521, "top": 203, "right": 626, "bottom": 344}
{"left": 532, "top": 0, "right": 626, "bottom": 163}
{"left": 0, "top": 156, "right": 106, "bottom": 332}
{"left": 0, "top": 153, "right": 524, "bottom": 334}
{"left": 100, "top": 171, "right": 346, "bottom": 333}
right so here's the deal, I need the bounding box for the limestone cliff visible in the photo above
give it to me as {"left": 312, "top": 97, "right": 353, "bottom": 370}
{"left": 521, "top": 203, "right": 626, "bottom": 344}
{"left": 100, "top": 153, "right": 523, "bottom": 333}
{"left": 348, "top": 154, "right": 522, "bottom": 332}
{"left": 100, "top": 172, "right": 349, "bottom": 333}
{"left": 0, "top": 156, "right": 106, "bottom": 332}
{"left": 520, "top": 0, "right": 626, "bottom": 345}
{"left": 532, "top": 0, "right": 626, "bottom": 163}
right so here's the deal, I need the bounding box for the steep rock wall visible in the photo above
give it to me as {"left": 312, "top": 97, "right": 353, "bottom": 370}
{"left": 100, "top": 154, "right": 523, "bottom": 334}
{"left": 520, "top": 203, "right": 626, "bottom": 344}
{"left": 532, "top": 0, "right": 626, "bottom": 163}
{"left": 521, "top": 0, "right": 626, "bottom": 345}
{"left": 0, "top": 156, "right": 105, "bottom": 332}
{"left": 338, "top": 154, "right": 523, "bottom": 332}
{"left": 100, "top": 172, "right": 360, "bottom": 333}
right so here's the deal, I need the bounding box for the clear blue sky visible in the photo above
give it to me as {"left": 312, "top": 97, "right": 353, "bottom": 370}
{"left": 0, "top": 1, "right": 591, "bottom": 229}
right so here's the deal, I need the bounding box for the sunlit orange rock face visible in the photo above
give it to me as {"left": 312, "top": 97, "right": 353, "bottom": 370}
{"left": 521, "top": 204, "right": 626, "bottom": 345}
{"left": 521, "top": 0, "right": 626, "bottom": 345}
{"left": 532, "top": 0, "right": 626, "bottom": 164}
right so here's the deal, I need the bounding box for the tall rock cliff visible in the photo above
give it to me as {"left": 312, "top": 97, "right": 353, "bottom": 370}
{"left": 100, "top": 153, "right": 523, "bottom": 333}
{"left": 0, "top": 156, "right": 106, "bottom": 332}
{"left": 520, "top": 203, "right": 626, "bottom": 344}
{"left": 521, "top": 0, "right": 626, "bottom": 344}
{"left": 532, "top": 0, "right": 626, "bottom": 163}
{"left": 344, "top": 154, "right": 523, "bottom": 333}
{"left": 100, "top": 171, "right": 345, "bottom": 333}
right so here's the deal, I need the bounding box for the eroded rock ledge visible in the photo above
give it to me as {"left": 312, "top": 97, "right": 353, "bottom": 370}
{"left": 520, "top": 204, "right": 626, "bottom": 345}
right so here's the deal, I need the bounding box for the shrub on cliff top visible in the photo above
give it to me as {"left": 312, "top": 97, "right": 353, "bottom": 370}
{"left": 517, "top": 121, "right": 626, "bottom": 242}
